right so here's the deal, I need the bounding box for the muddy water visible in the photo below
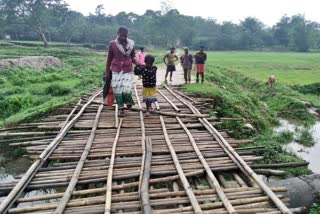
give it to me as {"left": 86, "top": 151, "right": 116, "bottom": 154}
{"left": 274, "top": 119, "right": 320, "bottom": 173}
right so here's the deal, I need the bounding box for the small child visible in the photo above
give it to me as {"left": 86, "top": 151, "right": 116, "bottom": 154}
{"left": 135, "top": 54, "right": 157, "bottom": 117}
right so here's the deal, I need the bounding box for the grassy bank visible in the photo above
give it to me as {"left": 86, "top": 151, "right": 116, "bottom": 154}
{"left": 205, "top": 51, "right": 320, "bottom": 107}
{"left": 183, "top": 52, "right": 319, "bottom": 176}
{"left": 0, "top": 46, "right": 106, "bottom": 127}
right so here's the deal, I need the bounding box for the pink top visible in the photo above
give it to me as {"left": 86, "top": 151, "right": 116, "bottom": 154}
{"left": 136, "top": 51, "right": 145, "bottom": 65}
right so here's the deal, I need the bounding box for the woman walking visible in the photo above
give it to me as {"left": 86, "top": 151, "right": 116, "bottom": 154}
{"left": 104, "top": 26, "right": 136, "bottom": 117}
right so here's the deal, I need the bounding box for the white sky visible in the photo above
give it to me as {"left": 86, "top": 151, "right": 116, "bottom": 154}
{"left": 64, "top": 0, "right": 320, "bottom": 26}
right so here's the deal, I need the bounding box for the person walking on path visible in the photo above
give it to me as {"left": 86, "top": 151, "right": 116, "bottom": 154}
{"left": 134, "top": 54, "right": 157, "bottom": 117}
{"left": 194, "top": 46, "right": 207, "bottom": 83}
{"left": 163, "top": 47, "right": 178, "bottom": 83}
{"left": 180, "top": 47, "right": 193, "bottom": 84}
{"left": 104, "top": 26, "right": 136, "bottom": 117}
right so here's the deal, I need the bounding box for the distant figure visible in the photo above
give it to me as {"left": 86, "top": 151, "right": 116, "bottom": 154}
{"left": 135, "top": 54, "right": 157, "bottom": 117}
{"left": 136, "top": 47, "right": 145, "bottom": 66}
{"left": 104, "top": 26, "right": 136, "bottom": 117}
{"left": 266, "top": 75, "right": 276, "bottom": 87}
{"left": 163, "top": 47, "right": 178, "bottom": 83}
{"left": 194, "top": 46, "right": 207, "bottom": 83}
{"left": 180, "top": 47, "right": 193, "bottom": 84}
{"left": 136, "top": 47, "right": 145, "bottom": 80}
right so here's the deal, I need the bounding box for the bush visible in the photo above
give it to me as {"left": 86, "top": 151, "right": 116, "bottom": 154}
{"left": 0, "top": 94, "right": 43, "bottom": 119}
{"left": 44, "top": 83, "right": 71, "bottom": 96}
{"left": 0, "top": 87, "right": 25, "bottom": 100}
{"left": 292, "top": 82, "right": 320, "bottom": 95}
{"left": 296, "top": 128, "right": 315, "bottom": 146}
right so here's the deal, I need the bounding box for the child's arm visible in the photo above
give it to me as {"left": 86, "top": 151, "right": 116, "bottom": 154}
{"left": 134, "top": 65, "right": 143, "bottom": 76}
{"left": 150, "top": 66, "right": 157, "bottom": 75}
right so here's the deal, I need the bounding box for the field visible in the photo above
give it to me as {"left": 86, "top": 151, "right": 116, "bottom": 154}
{"left": 206, "top": 51, "right": 320, "bottom": 85}
{"left": 204, "top": 51, "right": 320, "bottom": 107}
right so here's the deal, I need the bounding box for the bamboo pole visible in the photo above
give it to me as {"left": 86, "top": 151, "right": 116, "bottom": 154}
{"left": 105, "top": 119, "right": 123, "bottom": 214}
{"left": 15, "top": 170, "right": 205, "bottom": 204}
{"left": 54, "top": 104, "right": 103, "bottom": 214}
{"left": 115, "top": 104, "right": 119, "bottom": 128}
{"left": 165, "top": 85, "right": 292, "bottom": 214}
{"left": 176, "top": 117, "right": 236, "bottom": 213}
{"left": 157, "top": 89, "right": 181, "bottom": 112}
{"left": 60, "top": 99, "right": 82, "bottom": 131}
{"left": 133, "top": 84, "right": 147, "bottom": 211}
{"left": 130, "top": 107, "right": 209, "bottom": 118}
{"left": 140, "top": 139, "right": 152, "bottom": 214}
{"left": 156, "top": 102, "right": 202, "bottom": 214}
{"left": 0, "top": 90, "right": 102, "bottom": 214}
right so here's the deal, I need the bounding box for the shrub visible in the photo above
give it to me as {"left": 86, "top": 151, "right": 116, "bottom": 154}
{"left": 44, "top": 83, "right": 71, "bottom": 96}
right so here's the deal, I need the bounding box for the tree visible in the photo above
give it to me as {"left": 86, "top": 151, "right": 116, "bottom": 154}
{"left": 0, "top": 0, "right": 68, "bottom": 47}
{"left": 239, "top": 17, "right": 265, "bottom": 49}
{"left": 60, "top": 11, "right": 86, "bottom": 44}
{"left": 273, "top": 15, "right": 291, "bottom": 48}
{"left": 289, "top": 15, "right": 311, "bottom": 52}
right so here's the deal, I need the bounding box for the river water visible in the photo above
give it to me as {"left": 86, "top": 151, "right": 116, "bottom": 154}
{"left": 274, "top": 119, "right": 320, "bottom": 173}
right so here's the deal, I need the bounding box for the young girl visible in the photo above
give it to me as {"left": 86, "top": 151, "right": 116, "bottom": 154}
{"left": 135, "top": 54, "right": 157, "bottom": 117}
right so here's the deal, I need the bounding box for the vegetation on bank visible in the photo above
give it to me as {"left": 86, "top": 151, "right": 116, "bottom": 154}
{"left": 183, "top": 52, "right": 320, "bottom": 176}
{"left": 0, "top": 46, "right": 105, "bottom": 127}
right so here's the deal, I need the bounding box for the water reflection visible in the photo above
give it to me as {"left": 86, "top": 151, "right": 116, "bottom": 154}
{"left": 274, "top": 119, "right": 320, "bottom": 173}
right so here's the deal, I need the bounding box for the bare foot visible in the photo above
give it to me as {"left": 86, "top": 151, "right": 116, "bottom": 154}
{"left": 145, "top": 111, "right": 150, "bottom": 117}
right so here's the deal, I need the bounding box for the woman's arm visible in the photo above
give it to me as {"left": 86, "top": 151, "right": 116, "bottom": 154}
{"left": 105, "top": 42, "right": 114, "bottom": 78}
{"left": 131, "top": 48, "right": 136, "bottom": 64}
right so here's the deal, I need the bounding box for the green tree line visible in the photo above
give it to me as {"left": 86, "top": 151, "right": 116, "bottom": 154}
{"left": 1, "top": 0, "right": 320, "bottom": 51}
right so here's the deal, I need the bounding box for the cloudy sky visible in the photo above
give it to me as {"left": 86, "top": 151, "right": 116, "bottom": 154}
{"left": 64, "top": 0, "right": 320, "bottom": 26}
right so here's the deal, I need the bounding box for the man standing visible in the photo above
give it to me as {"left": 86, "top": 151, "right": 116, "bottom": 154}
{"left": 180, "top": 47, "right": 193, "bottom": 84}
{"left": 163, "top": 47, "right": 178, "bottom": 83}
{"left": 194, "top": 46, "right": 207, "bottom": 83}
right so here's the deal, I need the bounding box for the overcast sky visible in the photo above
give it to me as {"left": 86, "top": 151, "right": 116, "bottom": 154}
{"left": 64, "top": 0, "right": 320, "bottom": 26}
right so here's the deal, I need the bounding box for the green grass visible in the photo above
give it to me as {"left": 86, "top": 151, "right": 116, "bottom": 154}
{"left": 0, "top": 45, "right": 105, "bottom": 127}
{"left": 204, "top": 51, "right": 320, "bottom": 107}
{"left": 296, "top": 128, "right": 315, "bottom": 146}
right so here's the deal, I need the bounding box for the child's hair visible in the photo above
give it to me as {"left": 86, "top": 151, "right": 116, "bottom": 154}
{"left": 144, "top": 54, "right": 155, "bottom": 64}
